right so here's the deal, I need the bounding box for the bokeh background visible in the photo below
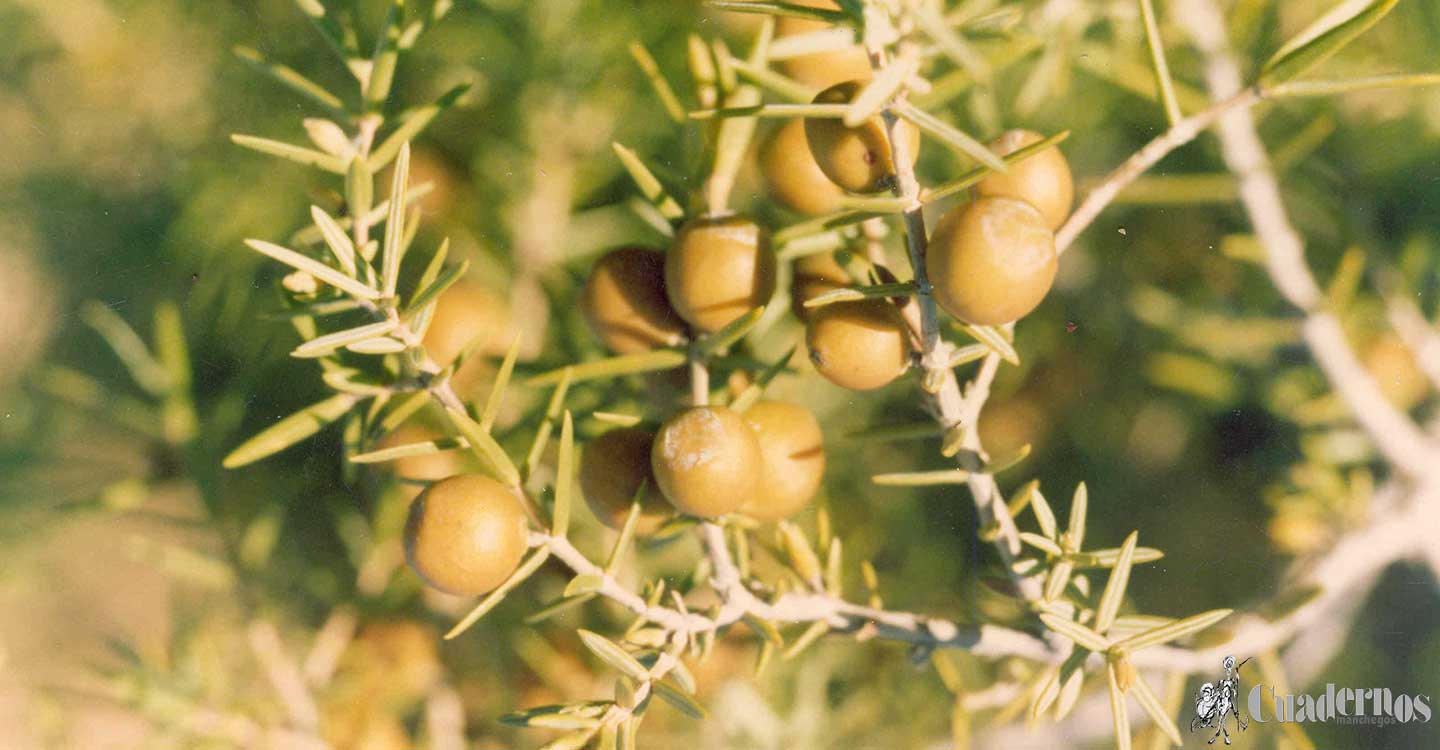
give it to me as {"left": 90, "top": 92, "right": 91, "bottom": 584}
{"left": 1, "top": 1, "right": 1439, "bottom": 748}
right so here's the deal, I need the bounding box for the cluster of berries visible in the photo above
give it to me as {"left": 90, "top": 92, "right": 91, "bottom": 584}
{"left": 399, "top": 2, "right": 1075, "bottom": 600}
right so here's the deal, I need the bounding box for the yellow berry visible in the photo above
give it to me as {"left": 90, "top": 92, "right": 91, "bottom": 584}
{"left": 927, "top": 197, "right": 1057, "bottom": 326}
{"left": 805, "top": 80, "right": 921, "bottom": 194}
{"left": 1363, "top": 333, "right": 1429, "bottom": 410}
{"left": 976, "top": 129, "right": 1074, "bottom": 231}
{"left": 651, "top": 406, "right": 761, "bottom": 517}
{"left": 580, "top": 427, "right": 670, "bottom": 534}
{"left": 422, "top": 281, "right": 513, "bottom": 365}
{"left": 580, "top": 247, "right": 686, "bottom": 354}
{"left": 805, "top": 299, "right": 910, "bottom": 390}
{"left": 774, "top": 0, "right": 873, "bottom": 89}
{"left": 665, "top": 216, "right": 777, "bottom": 333}
{"left": 741, "top": 400, "right": 825, "bottom": 521}
{"left": 790, "top": 251, "right": 851, "bottom": 319}
{"left": 761, "top": 119, "right": 845, "bottom": 215}
{"left": 403, "top": 474, "right": 529, "bottom": 596}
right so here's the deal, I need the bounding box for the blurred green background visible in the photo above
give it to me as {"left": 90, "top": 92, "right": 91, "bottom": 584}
{"left": 1, "top": 1, "right": 1438, "bottom": 748}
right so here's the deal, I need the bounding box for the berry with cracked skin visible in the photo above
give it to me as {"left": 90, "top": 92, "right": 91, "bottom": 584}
{"left": 975, "top": 129, "right": 1074, "bottom": 231}
{"left": 651, "top": 406, "right": 762, "bottom": 517}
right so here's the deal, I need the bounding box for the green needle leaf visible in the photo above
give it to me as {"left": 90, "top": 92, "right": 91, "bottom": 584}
{"left": 1064, "top": 546, "right": 1165, "bottom": 569}
{"left": 1038, "top": 613, "right": 1110, "bottom": 652}
{"left": 292, "top": 319, "right": 400, "bottom": 358}
{"left": 243, "top": 239, "right": 380, "bottom": 300}
{"left": 381, "top": 142, "right": 411, "bottom": 298}
{"left": 844, "top": 56, "right": 916, "bottom": 127}
{"left": 1267, "top": 72, "right": 1440, "bottom": 98}
{"left": 564, "top": 574, "right": 604, "bottom": 597}
{"left": 577, "top": 630, "right": 651, "bottom": 682}
{"left": 223, "top": 393, "right": 361, "bottom": 468}
{"left": 612, "top": 142, "right": 684, "bottom": 221}
{"left": 1019, "top": 532, "right": 1062, "bottom": 557}
{"left": 233, "top": 46, "right": 346, "bottom": 115}
{"left": 1030, "top": 484, "right": 1057, "bottom": 540}
{"left": 79, "top": 301, "right": 171, "bottom": 397}
{"left": 1107, "top": 660, "right": 1133, "bottom": 750}
{"left": 479, "top": 336, "right": 522, "bottom": 432}
{"left": 1131, "top": 672, "right": 1183, "bottom": 747}
{"left": 728, "top": 345, "right": 797, "bottom": 413}
{"left": 654, "top": 680, "right": 708, "bottom": 719}
{"left": 553, "top": 411, "right": 576, "bottom": 537}
{"left": 1258, "top": 0, "right": 1399, "bottom": 87}
{"left": 706, "top": 1, "right": 849, "bottom": 24}
{"left": 310, "top": 206, "right": 359, "bottom": 276}
{"left": 404, "top": 257, "right": 468, "bottom": 320}
{"left": 605, "top": 497, "right": 646, "bottom": 575}
{"left": 1096, "top": 530, "right": 1139, "bottom": 633}
{"left": 893, "top": 101, "right": 1006, "bottom": 172}
{"left": 871, "top": 469, "right": 970, "bottom": 486}
{"left": 630, "top": 41, "right": 687, "bottom": 123}
{"left": 350, "top": 436, "right": 467, "bottom": 464}
{"left": 953, "top": 322, "right": 1019, "bottom": 365}
{"left": 1113, "top": 608, "right": 1233, "bottom": 652}
{"left": 366, "top": 0, "right": 403, "bottom": 106}
{"left": 231, "top": 134, "right": 348, "bottom": 174}
{"left": 527, "top": 349, "right": 688, "bottom": 387}
{"left": 803, "top": 282, "right": 917, "bottom": 309}
{"left": 372, "top": 83, "right": 472, "bottom": 169}
{"left": 1138, "top": 0, "right": 1182, "bottom": 126}
{"left": 444, "top": 548, "right": 551, "bottom": 639}
{"left": 922, "top": 130, "right": 1070, "bottom": 204}
{"left": 1067, "top": 482, "right": 1088, "bottom": 552}
{"left": 444, "top": 406, "right": 522, "bottom": 487}
{"left": 695, "top": 307, "right": 764, "bottom": 356}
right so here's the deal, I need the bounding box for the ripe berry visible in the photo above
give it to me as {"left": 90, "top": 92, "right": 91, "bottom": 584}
{"left": 1363, "top": 333, "right": 1428, "bottom": 409}
{"left": 741, "top": 400, "right": 825, "bottom": 521}
{"left": 580, "top": 248, "right": 686, "bottom": 354}
{"left": 423, "top": 281, "right": 514, "bottom": 365}
{"left": 774, "top": 0, "right": 873, "bottom": 89}
{"left": 761, "top": 119, "right": 845, "bottom": 215}
{"left": 665, "top": 216, "right": 777, "bottom": 333}
{"left": 927, "top": 196, "right": 1057, "bottom": 326}
{"left": 651, "top": 406, "right": 762, "bottom": 517}
{"left": 580, "top": 427, "right": 670, "bottom": 534}
{"left": 790, "top": 251, "right": 851, "bottom": 319}
{"left": 805, "top": 299, "right": 910, "bottom": 390}
{"left": 403, "top": 474, "right": 529, "bottom": 596}
{"left": 975, "top": 129, "right": 1074, "bottom": 231}
{"left": 805, "top": 80, "right": 921, "bottom": 194}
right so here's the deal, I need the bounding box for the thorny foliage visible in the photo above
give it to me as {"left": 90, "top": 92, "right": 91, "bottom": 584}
{"left": 23, "top": 1, "right": 1440, "bottom": 749}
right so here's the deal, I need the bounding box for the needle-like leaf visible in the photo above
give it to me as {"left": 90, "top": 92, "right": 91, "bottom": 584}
{"left": 1096, "top": 530, "right": 1139, "bottom": 633}
{"left": 444, "top": 549, "right": 551, "bottom": 639}
{"left": 1138, "top": 0, "right": 1182, "bottom": 125}
{"left": 244, "top": 239, "right": 380, "bottom": 300}
{"left": 223, "top": 393, "right": 360, "bottom": 468}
